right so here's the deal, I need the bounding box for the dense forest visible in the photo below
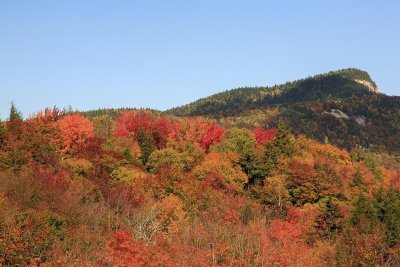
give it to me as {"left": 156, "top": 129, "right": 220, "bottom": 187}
{"left": 167, "top": 69, "right": 400, "bottom": 153}
{"left": 1, "top": 100, "right": 400, "bottom": 266}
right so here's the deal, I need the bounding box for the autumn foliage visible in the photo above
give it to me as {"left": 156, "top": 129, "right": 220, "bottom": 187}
{"left": 55, "top": 114, "right": 95, "bottom": 153}
{"left": 253, "top": 127, "right": 277, "bottom": 147}
{"left": 181, "top": 117, "right": 225, "bottom": 150}
{"left": 114, "top": 111, "right": 179, "bottom": 149}
{"left": 107, "top": 231, "right": 148, "bottom": 267}
{"left": 0, "top": 108, "right": 399, "bottom": 266}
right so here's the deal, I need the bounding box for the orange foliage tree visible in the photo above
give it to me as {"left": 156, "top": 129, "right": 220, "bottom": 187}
{"left": 55, "top": 114, "right": 94, "bottom": 154}
{"left": 194, "top": 152, "right": 248, "bottom": 192}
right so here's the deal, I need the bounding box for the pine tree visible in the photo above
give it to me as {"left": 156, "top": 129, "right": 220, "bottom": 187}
{"left": 9, "top": 101, "right": 22, "bottom": 122}
{"left": 137, "top": 128, "right": 154, "bottom": 166}
{"left": 263, "top": 121, "right": 295, "bottom": 175}
{"left": 351, "top": 193, "right": 379, "bottom": 233}
{"left": 350, "top": 167, "right": 364, "bottom": 187}
{"left": 0, "top": 120, "right": 5, "bottom": 147}
{"left": 376, "top": 189, "right": 400, "bottom": 247}
{"left": 314, "top": 197, "right": 343, "bottom": 241}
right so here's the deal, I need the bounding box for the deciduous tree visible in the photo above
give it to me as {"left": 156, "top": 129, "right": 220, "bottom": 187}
{"left": 107, "top": 231, "right": 148, "bottom": 267}
{"left": 55, "top": 114, "right": 95, "bottom": 154}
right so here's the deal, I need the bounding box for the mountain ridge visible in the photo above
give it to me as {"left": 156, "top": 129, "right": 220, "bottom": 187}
{"left": 164, "top": 68, "right": 399, "bottom": 153}
{"left": 166, "top": 68, "right": 379, "bottom": 117}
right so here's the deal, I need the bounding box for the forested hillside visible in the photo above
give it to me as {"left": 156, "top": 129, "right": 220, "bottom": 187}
{"left": 168, "top": 69, "right": 400, "bottom": 153}
{"left": 1, "top": 106, "right": 400, "bottom": 266}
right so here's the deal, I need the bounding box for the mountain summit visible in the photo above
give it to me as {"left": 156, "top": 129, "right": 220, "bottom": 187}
{"left": 327, "top": 68, "right": 378, "bottom": 92}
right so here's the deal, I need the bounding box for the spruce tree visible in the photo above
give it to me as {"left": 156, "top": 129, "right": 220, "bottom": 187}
{"left": 376, "top": 189, "right": 400, "bottom": 247}
{"left": 137, "top": 128, "right": 154, "bottom": 166}
{"left": 9, "top": 101, "right": 22, "bottom": 121}
{"left": 0, "top": 120, "right": 5, "bottom": 147}
{"left": 351, "top": 193, "right": 379, "bottom": 233}
{"left": 350, "top": 167, "right": 364, "bottom": 187}
{"left": 314, "top": 197, "right": 343, "bottom": 241}
{"left": 264, "top": 121, "right": 295, "bottom": 175}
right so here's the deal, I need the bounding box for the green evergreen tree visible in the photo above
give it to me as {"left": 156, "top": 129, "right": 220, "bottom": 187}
{"left": 350, "top": 167, "right": 364, "bottom": 187}
{"left": 137, "top": 128, "right": 154, "bottom": 166}
{"left": 351, "top": 193, "right": 379, "bottom": 233}
{"left": 314, "top": 197, "right": 343, "bottom": 241}
{"left": 241, "top": 152, "right": 267, "bottom": 185}
{"left": 9, "top": 101, "right": 22, "bottom": 122}
{"left": 263, "top": 121, "right": 295, "bottom": 175}
{"left": 0, "top": 120, "right": 5, "bottom": 147}
{"left": 376, "top": 189, "right": 400, "bottom": 247}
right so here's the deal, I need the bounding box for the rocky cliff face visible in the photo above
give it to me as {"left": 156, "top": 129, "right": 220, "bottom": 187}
{"left": 355, "top": 79, "right": 378, "bottom": 92}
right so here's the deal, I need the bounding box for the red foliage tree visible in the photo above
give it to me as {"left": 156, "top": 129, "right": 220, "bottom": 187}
{"left": 253, "top": 127, "right": 277, "bottom": 147}
{"left": 152, "top": 117, "right": 180, "bottom": 149}
{"left": 33, "top": 164, "right": 68, "bottom": 192}
{"left": 114, "top": 111, "right": 179, "bottom": 149}
{"left": 182, "top": 117, "right": 224, "bottom": 151}
{"left": 259, "top": 207, "right": 318, "bottom": 266}
{"left": 200, "top": 123, "right": 225, "bottom": 151}
{"left": 114, "top": 111, "right": 153, "bottom": 138}
{"left": 107, "top": 231, "right": 148, "bottom": 267}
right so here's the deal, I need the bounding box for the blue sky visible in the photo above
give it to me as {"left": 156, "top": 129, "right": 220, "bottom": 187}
{"left": 1, "top": 0, "right": 399, "bottom": 119}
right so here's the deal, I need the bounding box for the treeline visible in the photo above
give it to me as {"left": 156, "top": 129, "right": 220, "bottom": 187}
{"left": 82, "top": 107, "right": 162, "bottom": 120}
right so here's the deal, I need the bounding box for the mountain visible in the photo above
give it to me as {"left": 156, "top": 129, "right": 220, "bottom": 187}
{"left": 167, "top": 68, "right": 400, "bottom": 153}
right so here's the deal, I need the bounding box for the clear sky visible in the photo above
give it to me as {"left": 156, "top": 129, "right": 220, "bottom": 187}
{"left": 1, "top": 0, "right": 399, "bottom": 119}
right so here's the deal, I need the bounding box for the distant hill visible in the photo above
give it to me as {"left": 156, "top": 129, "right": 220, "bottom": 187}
{"left": 167, "top": 68, "right": 400, "bottom": 153}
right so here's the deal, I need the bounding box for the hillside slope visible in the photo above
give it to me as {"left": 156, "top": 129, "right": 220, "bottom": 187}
{"left": 167, "top": 68, "right": 400, "bottom": 152}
